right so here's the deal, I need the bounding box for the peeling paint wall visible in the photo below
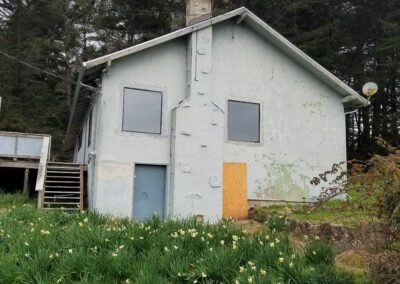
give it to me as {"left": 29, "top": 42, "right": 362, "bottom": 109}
{"left": 92, "top": 38, "right": 187, "bottom": 217}
{"left": 171, "top": 27, "right": 224, "bottom": 222}
{"left": 83, "top": 19, "right": 348, "bottom": 220}
{"left": 212, "top": 21, "right": 346, "bottom": 201}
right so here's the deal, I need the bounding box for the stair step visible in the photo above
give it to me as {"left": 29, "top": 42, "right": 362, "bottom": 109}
{"left": 45, "top": 185, "right": 80, "bottom": 189}
{"left": 42, "top": 207, "right": 81, "bottom": 211}
{"left": 48, "top": 162, "right": 82, "bottom": 166}
{"left": 47, "top": 171, "right": 80, "bottom": 174}
{"left": 46, "top": 180, "right": 80, "bottom": 184}
{"left": 46, "top": 176, "right": 80, "bottom": 179}
{"left": 44, "top": 191, "right": 80, "bottom": 194}
{"left": 47, "top": 167, "right": 80, "bottom": 171}
{"left": 44, "top": 196, "right": 80, "bottom": 199}
{"left": 44, "top": 202, "right": 80, "bottom": 205}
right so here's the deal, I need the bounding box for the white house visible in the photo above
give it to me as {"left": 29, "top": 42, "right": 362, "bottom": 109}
{"left": 64, "top": 3, "right": 368, "bottom": 222}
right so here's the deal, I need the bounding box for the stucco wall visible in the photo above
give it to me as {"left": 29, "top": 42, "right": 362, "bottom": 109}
{"left": 212, "top": 21, "right": 346, "bottom": 201}
{"left": 93, "top": 38, "right": 187, "bottom": 217}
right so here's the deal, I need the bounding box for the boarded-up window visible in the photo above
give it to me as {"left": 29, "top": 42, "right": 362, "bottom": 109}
{"left": 123, "top": 88, "right": 162, "bottom": 134}
{"left": 227, "top": 100, "right": 260, "bottom": 143}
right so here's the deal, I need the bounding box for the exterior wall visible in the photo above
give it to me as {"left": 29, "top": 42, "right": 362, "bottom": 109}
{"left": 212, "top": 21, "right": 346, "bottom": 201}
{"left": 82, "top": 19, "right": 348, "bottom": 220}
{"left": 170, "top": 27, "right": 224, "bottom": 222}
{"left": 92, "top": 38, "right": 187, "bottom": 217}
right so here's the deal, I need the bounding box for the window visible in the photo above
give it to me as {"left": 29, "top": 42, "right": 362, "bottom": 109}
{"left": 123, "top": 88, "right": 162, "bottom": 134}
{"left": 227, "top": 100, "right": 260, "bottom": 143}
{"left": 87, "top": 109, "right": 93, "bottom": 146}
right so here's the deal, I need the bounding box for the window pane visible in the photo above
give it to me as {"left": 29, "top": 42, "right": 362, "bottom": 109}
{"left": 228, "top": 100, "right": 260, "bottom": 142}
{"left": 123, "top": 88, "right": 162, "bottom": 134}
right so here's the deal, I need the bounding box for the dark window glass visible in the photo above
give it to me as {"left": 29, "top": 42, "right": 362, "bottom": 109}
{"left": 123, "top": 88, "right": 162, "bottom": 134}
{"left": 227, "top": 100, "right": 260, "bottom": 142}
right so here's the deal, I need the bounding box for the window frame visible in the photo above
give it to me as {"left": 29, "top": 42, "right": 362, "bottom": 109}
{"left": 121, "top": 87, "right": 163, "bottom": 135}
{"left": 227, "top": 99, "right": 261, "bottom": 144}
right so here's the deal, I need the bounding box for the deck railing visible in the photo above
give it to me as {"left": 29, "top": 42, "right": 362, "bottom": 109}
{"left": 0, "top": 131, "right": 50, "bottom": 160}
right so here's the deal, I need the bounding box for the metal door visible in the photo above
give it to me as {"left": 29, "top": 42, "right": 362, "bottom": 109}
{"left": 133, "top": 165, "right": 166, "bottom": 220}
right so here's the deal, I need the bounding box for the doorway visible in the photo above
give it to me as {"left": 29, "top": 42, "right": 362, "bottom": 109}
{"left": 133, "top": 164, "right": 166, "bottom": 220}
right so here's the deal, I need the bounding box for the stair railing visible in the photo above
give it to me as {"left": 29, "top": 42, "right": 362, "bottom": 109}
{"left": 35, "top": 136, "right": 51, "bottom": 208}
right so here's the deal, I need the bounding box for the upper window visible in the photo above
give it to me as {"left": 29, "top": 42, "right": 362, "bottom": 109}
{"left": 122, "top": 88, "right": 163, "bottom": 134}
{"left": 227, "top": 100, "right": 260, "bottom": 143}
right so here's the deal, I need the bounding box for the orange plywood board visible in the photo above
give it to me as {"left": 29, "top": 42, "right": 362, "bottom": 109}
{"left": 223, "top": 162, "right": 248, "bottom": 219}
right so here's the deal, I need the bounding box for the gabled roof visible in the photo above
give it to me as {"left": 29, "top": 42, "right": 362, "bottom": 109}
{"left": 64, "top": 7, "right": 369, "bottom": 151}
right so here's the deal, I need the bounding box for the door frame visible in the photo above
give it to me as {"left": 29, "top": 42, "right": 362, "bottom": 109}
{"left": 132, "top": 163, "right": 169, "bottom": 219}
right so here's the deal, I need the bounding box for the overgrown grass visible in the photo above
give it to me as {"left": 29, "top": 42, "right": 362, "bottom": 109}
{"left": 0, "top": 192, "right": 31, "bottom": 209}
{"left": 256, "top": 198, "right": 374, "bottom": 225}
{"left": 0, "top": 195, "right": 355, "bottom": 283}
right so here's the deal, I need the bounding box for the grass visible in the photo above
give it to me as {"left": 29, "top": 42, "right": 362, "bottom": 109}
{"left": 255, "top": 198, "right": 375, "bottom": 226}
{"left": 0, "top": 192, "right": 32, "bottom": 209}
{"left": 0, "top": 194, "right": 356, "bottom": 283}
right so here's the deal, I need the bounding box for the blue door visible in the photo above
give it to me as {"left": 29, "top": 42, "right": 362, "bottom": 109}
{"left": 133, "top": 165, "right": 166, "bottom": 220}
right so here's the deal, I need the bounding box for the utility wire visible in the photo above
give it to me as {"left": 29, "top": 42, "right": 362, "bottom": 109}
{"left": 0, "top": 49, "right": 77, "bottom": 85}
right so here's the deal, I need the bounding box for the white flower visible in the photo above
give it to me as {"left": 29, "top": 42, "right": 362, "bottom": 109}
{"left": 248, "top": 276, "right": 253, "bottom": 283}
{"left": 119, "top": 245, "right": 124, "bottom": 250}
{"left": 201, "top": 272, "right": 207, "bottom": 278}
{"left": 260, "top": 269, "right": 267, "bottom": 275}
{"left": 289, "top": 262, "right": 294, "bottom": 268}
{"left": 68, "top": 249, "right": 73, "bottom": 254}
{"left": 239, "top": 266, "right": 245, "bottom": 273}
{"left": 84, "top": 218, "right": 89, "bottom": 223}
{"left": 173, "top": 245, "right": 178, "bottom": 250}
{"left": 279, "top": 257, "right": 284, "bottom": 263}
{"left": 79, "top": 222, "right": 84, "bottom": 227}
{"left": 220, "top": 240, "right": 225, "bottom": 245}
{"left": 24, "top": 242, "right": 29, "bottom": 246}
{"left": 269, "top": 242, "right": 275, "bottom": 247}
{"left": 232, "top": 235, "right": 239, "bottom": 241}
{"left": 164, "top": 247, "right": 169, "bottom": 252}
{"left": 112, "top": 252, "right": 118, "bottom": 257}
{"left": 312, "top": 251, "right": 316, "bottom": 255}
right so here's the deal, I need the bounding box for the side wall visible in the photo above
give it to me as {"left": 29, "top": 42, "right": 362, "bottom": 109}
{"left": 92, "top": 38, "right": 187, "bottom": 217}
{"left": 212, "top": 21, "right": 347, "bottom": 201}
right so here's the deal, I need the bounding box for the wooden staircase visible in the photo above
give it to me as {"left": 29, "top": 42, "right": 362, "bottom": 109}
{"left": 41, "top": 162, "right": 85, "bottom": 210}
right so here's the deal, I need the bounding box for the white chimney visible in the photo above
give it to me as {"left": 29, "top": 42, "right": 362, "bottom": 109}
{"left": 186, "top": 0, "right": 212, "bottom": 26}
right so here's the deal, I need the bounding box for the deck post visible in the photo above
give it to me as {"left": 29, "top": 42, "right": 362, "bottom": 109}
{"left": 23, "top": 168, "right": 30, "bottom": 196}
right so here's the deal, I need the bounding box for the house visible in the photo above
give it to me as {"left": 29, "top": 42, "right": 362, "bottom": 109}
{"left": 64, "top": 1, "right": 368, "bottom": 222}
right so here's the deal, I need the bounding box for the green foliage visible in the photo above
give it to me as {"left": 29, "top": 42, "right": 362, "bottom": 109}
{"left": 304, "top": 240, "right": 335, "bottom": 265}
{"left": 0, "top": 194, "right": 354, "bottom": 283}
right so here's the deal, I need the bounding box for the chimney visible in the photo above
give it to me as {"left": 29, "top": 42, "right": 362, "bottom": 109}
{"left": 186, "top": 0, "right": 212, "bottom": 26}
